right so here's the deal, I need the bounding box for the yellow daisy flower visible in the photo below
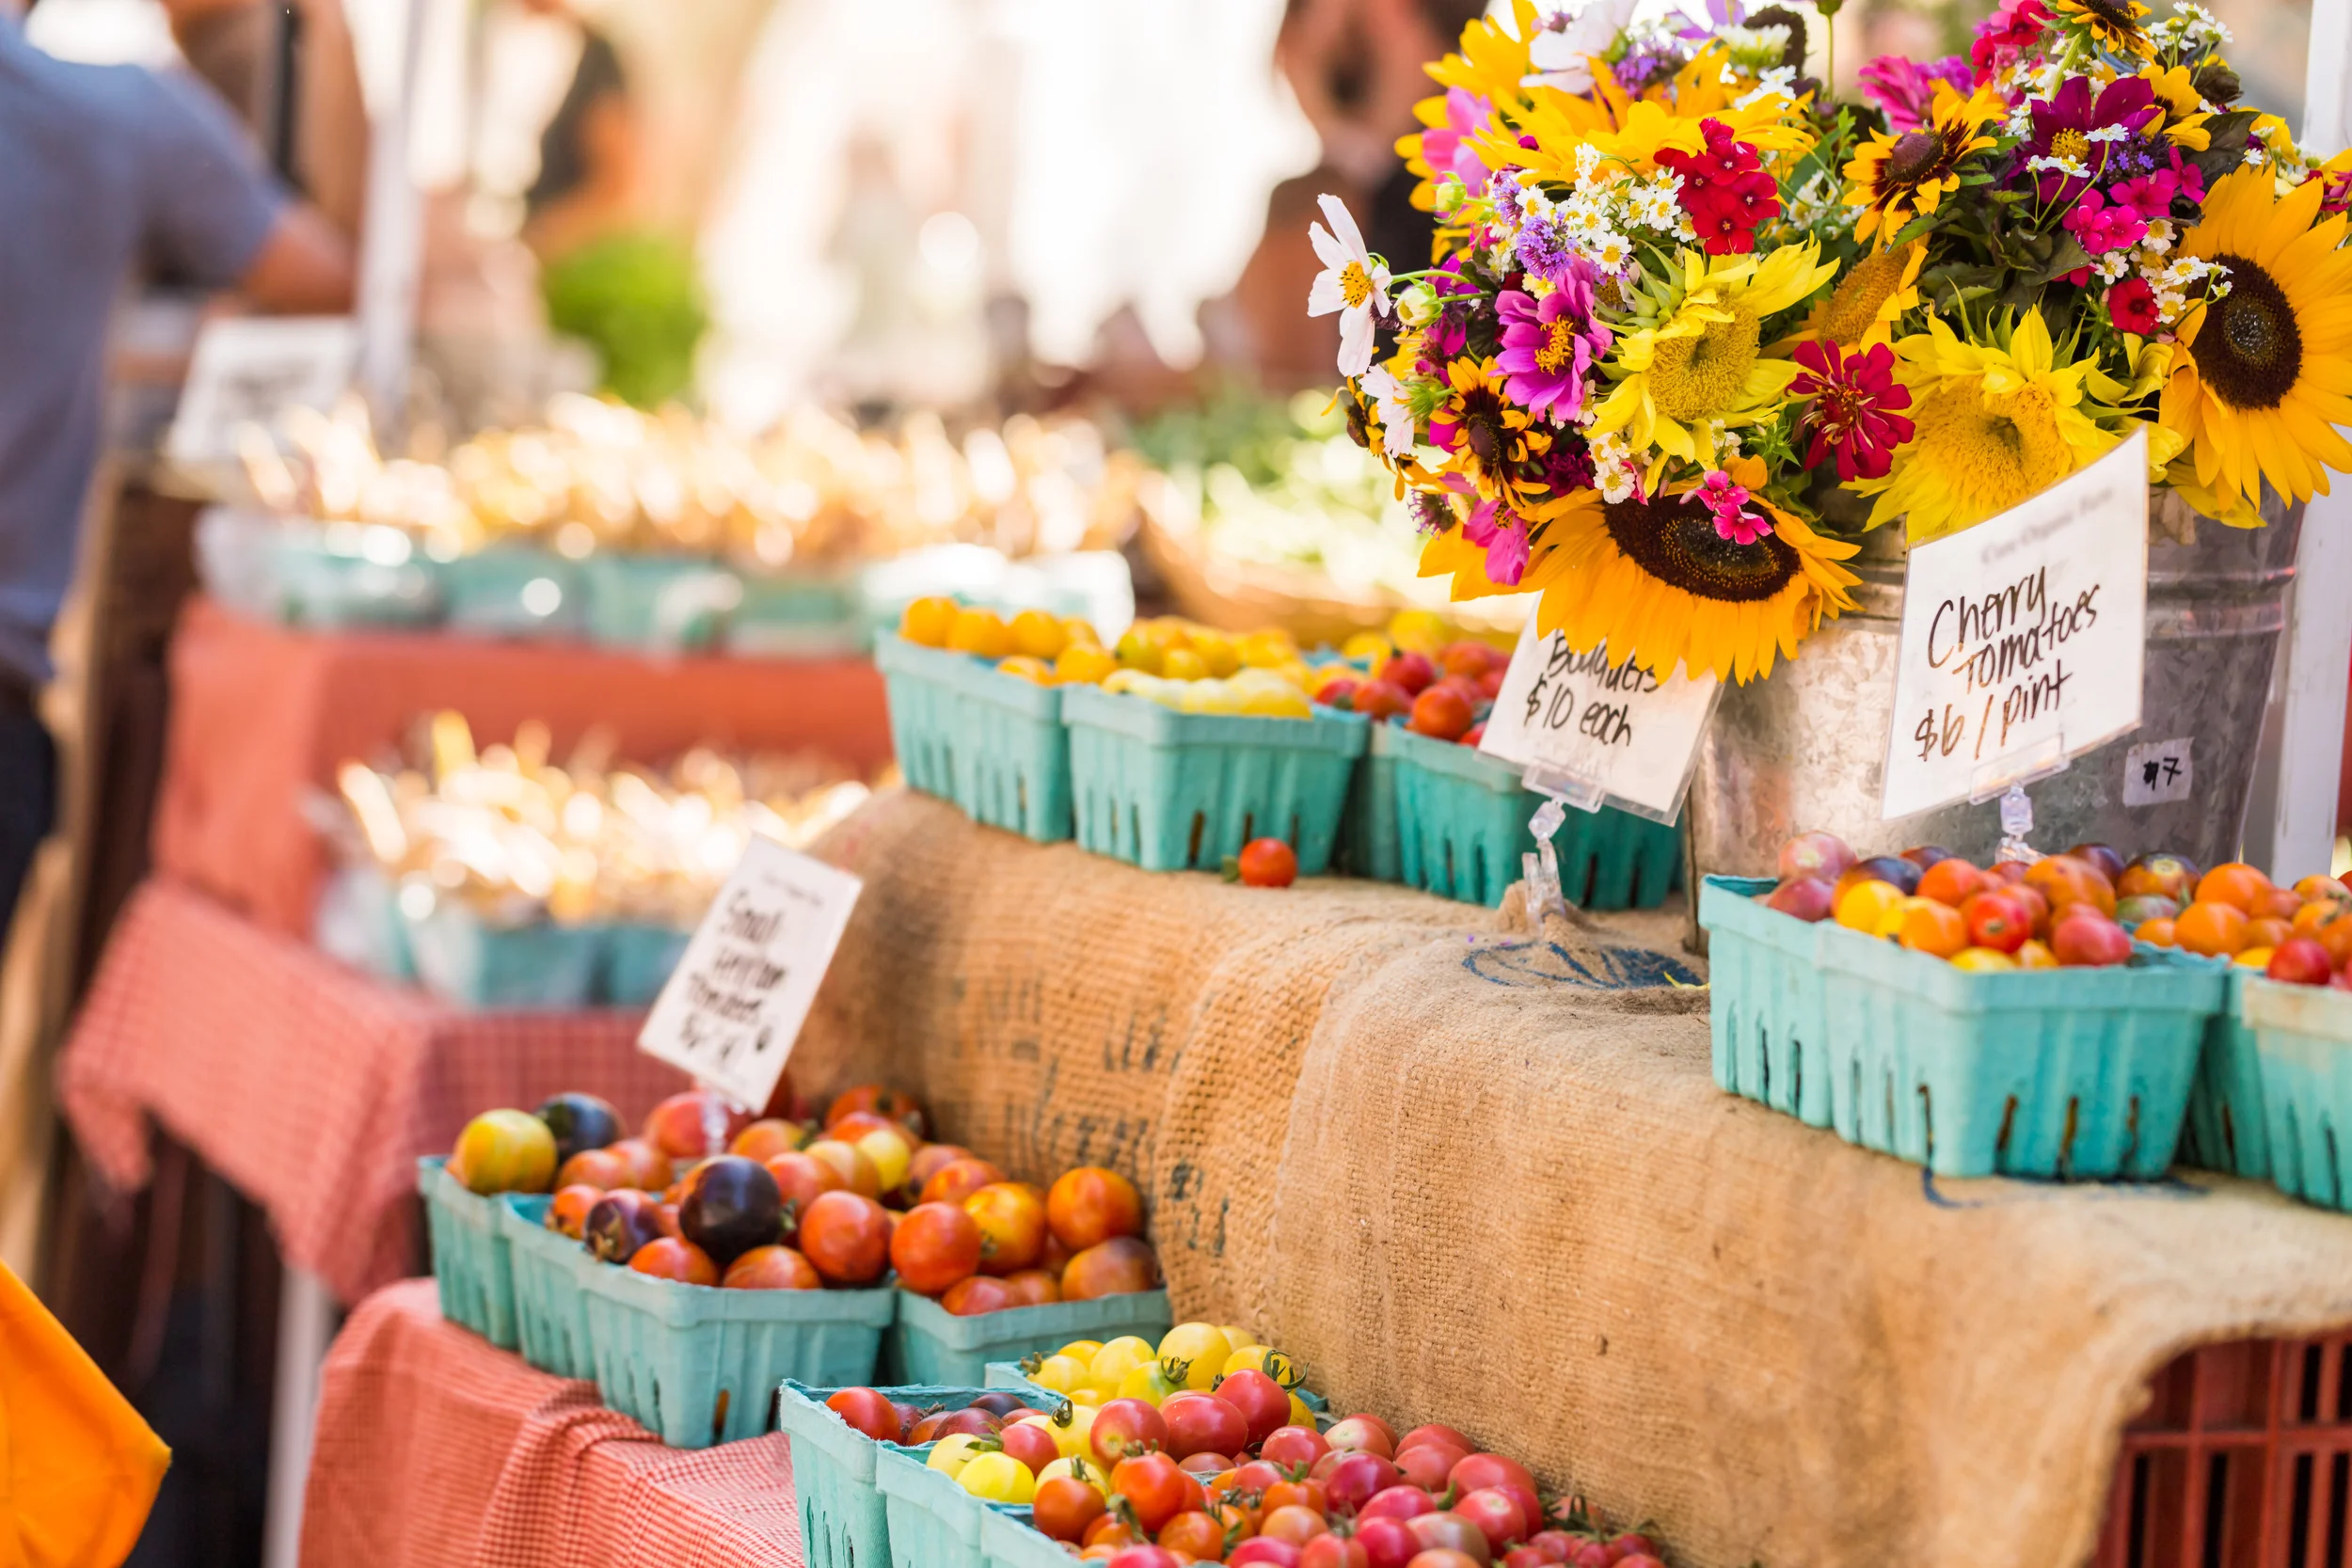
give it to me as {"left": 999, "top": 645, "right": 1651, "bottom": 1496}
{"left": 1842, "top": 84, "right": 2002, "bottom": 249}
{"left": 2052, "top": 0, "right": 2154, "bottom": 59}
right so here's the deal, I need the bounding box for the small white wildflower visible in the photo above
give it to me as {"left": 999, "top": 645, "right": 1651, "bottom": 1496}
{"left": 2088, "top": 124, "right": 2131, "bottom": 143}
{"left": 2094, "top": 253, "right": 2133, "bottom": 282}
{"left": 2245, "top": 147, "right": 2266, "bottom": 166}
{"left": 1734, "top": 67, "right": 1798, "bottom": 111}
{"left": 2029, "top": 154, "right": 2094, "bottom": 179}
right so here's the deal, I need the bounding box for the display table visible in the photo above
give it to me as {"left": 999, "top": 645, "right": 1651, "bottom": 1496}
{"left": 301, "top": 1279, "right": 801, "bottom": 1568}
{"left": 150, "top": 597, "right": 893, "bottom": 939}
{"left": 56, "top": 879, "right": 689, "bottom": 1304}
{"left": 785, "top": 790, "right": 2352, "bottom": 1568}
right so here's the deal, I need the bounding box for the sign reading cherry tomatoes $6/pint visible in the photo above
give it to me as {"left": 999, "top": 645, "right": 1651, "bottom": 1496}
{"left": 637, "top": 835, "right": 862, "bottom": 1112}
{"left": 1879, "top": 429, "right": 2148, "bottom": 819}
{"left": 1478, "top": 610, "right": 1722, "bottom": 821}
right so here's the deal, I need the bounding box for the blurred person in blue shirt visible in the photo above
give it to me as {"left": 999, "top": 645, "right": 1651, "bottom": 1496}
{"left": 0, "top": 0, "right": 355, "bottom": 938}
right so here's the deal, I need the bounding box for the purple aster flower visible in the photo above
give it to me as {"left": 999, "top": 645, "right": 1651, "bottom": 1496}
{"left": 1858, "top": 55, "right": 1972, "bottom": 133}
{"left": 2016, "top": 74, "right": 2161, "bottom": 203}
{"left": 1512, "top": 214, "right": 1578, "bottom": 289}
{"left": 1496, "top": 279, "right": 1610, "bottom": 423}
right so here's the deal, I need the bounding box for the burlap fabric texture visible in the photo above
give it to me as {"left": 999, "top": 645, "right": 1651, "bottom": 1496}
{"left": 799, "top": 790, "right": 2352, "bottom": 1567}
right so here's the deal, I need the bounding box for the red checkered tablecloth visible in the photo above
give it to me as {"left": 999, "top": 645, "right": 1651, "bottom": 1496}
{"left": 56, "top": 880, "right": 691, "bottom": 1303}
{"left": 302, "top": 1279, "right": 803, "bottom": 1568}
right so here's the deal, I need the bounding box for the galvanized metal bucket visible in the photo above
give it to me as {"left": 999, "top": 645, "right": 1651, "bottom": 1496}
{"left": 1687, "top": 489, "right": 2301, "bottom": 882}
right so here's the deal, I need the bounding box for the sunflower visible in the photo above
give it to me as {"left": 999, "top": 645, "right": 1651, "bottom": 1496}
{"left": 1429, "top": 357, "right": 1551, "bottom": 501}
{"left": 1842, "top": 84, "right": 2001, "bottom": 249}
{"left": 1478, "top": 46, "right": 1817, "bottom": 187}
{"left": 2159, "top": 166, "right": 2352, "bottom": 516}
{"left": 1794, "top": 242, "right": 1923, "bottom": 351}
{"left": 1855, "top": 309, "right": 2130, "bottom": 541}
{"left": 1494, "top": 474, "right": 1860, "bottom": 684}
{"left": 1588, "top": 243, "right": 1837, "bottom": 485}
{"left": 1423, "top": 0, "right": 1540, "bottom": 106}
{"left": 2051, "top": 0, "right": 2153, "bottom": 58}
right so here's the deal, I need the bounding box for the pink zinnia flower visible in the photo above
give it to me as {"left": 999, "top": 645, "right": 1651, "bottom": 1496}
{"left": 2063, "top": 189, "right": 2148, "bottom": 257}
{"left": 1788, "top": 341, "right": 1916, "bottom": 483}
{"left": 1419, "top": 88, "right": 1493, "bottom": 197}
{"left": 1695, "top": 470, "right": 1770, "bottom": 546}
{"left": 1860, "top": 55, "right": 1974, "bottom": 134}
{"left": 1495, "top": 281, "right": 1608, "bottom": 423}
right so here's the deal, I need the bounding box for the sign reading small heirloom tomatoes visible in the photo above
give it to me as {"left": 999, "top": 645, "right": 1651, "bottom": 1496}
{"left": 1880, "top": 429, "right": 2149, "bottom": 819}
{"left": 637, "top": 834, "right": 861, "bottom": 1111}
{"left": 1479, "top": 611, "right": 1721, "bottom": 820}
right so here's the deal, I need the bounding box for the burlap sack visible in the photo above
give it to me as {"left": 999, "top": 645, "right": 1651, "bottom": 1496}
{"left": 1271, "top": 917, "right": 2352, "bottom": 1568}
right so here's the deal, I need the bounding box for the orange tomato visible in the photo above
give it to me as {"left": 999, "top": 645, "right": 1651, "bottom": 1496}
{"left": 2291, "top": 901, "right": 2338, "bottom": 936}
{"left": 2294, "top": 874, "right": 2352, "bottom": 906}
{"left": 2256, "top": 887, "right": 2305, "bottom": 922}
{"left": 2319, "top": 914, "right": 2352, "bottom": 968}
{"left": 2196, "top": 862, "right": 2273, "bottom": 913}
{"left": 1897, "top": 897, "right": 1971, "bottom": 958}
{"left": 1915, "top": 858, "right": 1986, "bottom": 908}
{"left": 2174, "top": 900, "right": 2250, "bottom": 957}
{"left": 2247, "top": 917, "right": 2295, "bottom": 951}
{"left": 2026, "top": 855, "right": 2117, "bottom": 920}
{"left": 2135, "top": 917, "right": 2179, "bottom": 948}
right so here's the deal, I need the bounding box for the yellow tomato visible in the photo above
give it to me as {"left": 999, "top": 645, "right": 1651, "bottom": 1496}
{"left": 2236, "top": 945, "right": 2277, "bottom": 969}
{"left": 1178, "top": 679, "right": 1245, "bottom": 715}
{"left": 1048, "top": 1402, "right": 1099, "bottom": 1458}
{"left": 1157, "top": 1324, "right": 1232, "bottom": 1391}
{"left": 1237, "top": 629, "right": 1297, "bottom": 669}
{"left": 1389, "top": 610, "right": 1448, "bottom": 654}
{"left": 2015, "top": 939, "right": 2058, "bottom": 970}
{"left": 1190, "top": 630, "right": 1241, "bottom": 677}
{"left": 1218, "top": 1326, "right": 1256, "bottom": 1354}
{"left": 1037, "top": 1456, "right": 1107, "bottom": 1496}
{"left": 1162, "top": 648, "right": 1209, "bottom": 682}
{"left": 996, "top": 655, "right": 1058, "bottom": 686}
{"left": 927, "top": 1433, "right": 985, "bottom": 1477}
{"left": 853, "top": 1128, "right": 913, "bottom": 1190}
{"left": 1057, "top": 1340, "right": 1105, "bottom": 1361}
{"left": 1011, "top": 609, "right": 1070, "bottom": 659}
{"left": 899, "top": 595, "right": 960, "bottom": 647}
{"left": 1949, "top": 947, "right": 2019, "bottom": 972}
{"left": 1062, "top": 617, "right": 1102, "bottom": 647}
{"left": 1117, "top": 1361, "right": 1183, "bottom": 1405}
{"left": 1055, "top": 643, "right": 1118, "bottom": 686}
{"left": 1341, "top": 631, "right": 1392, "bottom": 663}
{"left": 1029, "top": 1354, "right": 1091, "bottom": 1396}
{"left": 1068, "top": 1385, "right": 1106, "bottom": 1406}
{"left": 947, "top": 608, "right": 1014, "bottom": 658}
{"left": 1089, "top": 1337, "right": 1157, "bottom": 1389}
{"left": 958, "top": 1452, "right": 1037, "bottom": 1503}
{"left": 1114, "top": 629, "right": 1164, "bottom": 673}
{"left": 1288, "top": 1393, "right": 1315, "bottom": 1429}
{"left": 1239, "top": 684, "right": 1311, "bottom": 719}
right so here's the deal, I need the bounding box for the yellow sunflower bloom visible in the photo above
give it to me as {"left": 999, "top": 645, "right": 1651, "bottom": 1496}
{"left": 1792, "top": 242, "right": 1923, "bottom": 351}
{"left": 1589, "top": 243, "right": 1838, "bottom": 486}
{"left": 1842, "top": 84, "right": 2002, "bottom": 249}
{"left": 2051, "top": 0, "right": 2154, "bottom": 57}
{"left": 1479, "top": 46, "right": 1817, "bottom": 185}
{"left": 1423, "top": 0, "right": 1540, "bottom": 107}
{"left": 1431, "top": 356, "right": 1551, "bottom": 502}
{"left": 2159, "top": 166, "right": 2352, "bottom": 516}
{"left": 1855, "top": 310, "right": 2130, "bottom": 542}
{"left": 2136, "top": 64, "right": 2212, "bottom": 150}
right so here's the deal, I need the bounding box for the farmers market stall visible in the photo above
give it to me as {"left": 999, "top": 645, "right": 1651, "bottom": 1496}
{"left": 299, "top": 1279, "right": 803, "bottom": 1568}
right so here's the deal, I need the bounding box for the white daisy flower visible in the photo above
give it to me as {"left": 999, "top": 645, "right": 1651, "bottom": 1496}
{"left": 1307, "top": 194, "right": 1392, "bottom": 378}
{"left": 1360, "top": 368, "right": 1420, "bottom": 460}
{"left": 1524, "top": 0, "right": 1639, "bottom": 96}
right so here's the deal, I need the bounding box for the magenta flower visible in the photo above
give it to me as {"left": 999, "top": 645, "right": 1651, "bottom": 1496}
{"left": 1463, "top": 496, "right": 1531, "bottom": 585}
{"left": 2063, "top": 189, "right": 2148, "bottom": 256}
{"left": 1788, "top": 341, "right": 1915, "bottom": 483}
{"left": 1495, "top": 281, "right": 1609, "bottom": 423}
{"left": 1971, "top": 0, "right": 2049, "bottom": 84}
{"left": 2017, "top": 74, "right": 2161, "bottom": 203}
{"left": 2112, "top": 148, "right": 2206, "bottom": 221}
{"left": 1695, "top": 470, "right": 1770, "bottom": 546}
{"left": 1859, "top": 55, "right": 1973, "bottom": 134}
{"left": 1419, "top": 88, "right": 1493, "bottom": 198}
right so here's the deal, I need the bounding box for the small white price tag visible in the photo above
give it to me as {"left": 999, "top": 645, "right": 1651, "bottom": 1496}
{"left": 2123, "top": 737, "right": 2194, "bottom": 806}
{"left": 166, "top": 316, "right": 359, "bottom": 467}
{"left": 1478, "top": 612, "right": 1721, "bottom": 821}
{"left": 1880, "top": 430, "right": 2149, "bottom": 819}
{"left": 637, "top": 835, "right": 862, "bottom": 1112}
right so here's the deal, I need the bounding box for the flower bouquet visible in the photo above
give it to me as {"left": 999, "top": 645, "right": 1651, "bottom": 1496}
{"left": 1307, "top": 0, "right": 2352, "bottom": 690}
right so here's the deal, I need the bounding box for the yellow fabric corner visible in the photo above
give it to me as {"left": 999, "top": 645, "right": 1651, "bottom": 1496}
{"left": 0, "top": 1261, "right": 170, "bottom": 1568}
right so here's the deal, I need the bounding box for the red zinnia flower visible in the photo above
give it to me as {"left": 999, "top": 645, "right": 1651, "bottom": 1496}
{"left": 1788, "top": 341, "right": 1916, "bottom": 483}
{"left": 2106, "top": 276, "right": 2160, "bottom": 336}
{"left": 1657, "top": 119, "right": 1781, "bottom": 256}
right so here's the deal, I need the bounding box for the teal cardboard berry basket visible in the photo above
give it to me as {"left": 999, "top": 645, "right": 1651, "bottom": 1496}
{"left": 981, "top": 1505, "right": 1086, "bottom": 1568}
{"left": 2239, "top": 976, "right": 2352, "bottom": 1210}
{"left": 1063, "top": 686, "right": 1368, "bottom": 875}
{"left": 439, "top": 546, "right": 584, "bottom": 639}
{"left": 778, "top": 1382, "right": 1057, "bottom": 1568}
{"left": 1700, "top": 876, "right": 2224, "bottom": 1179}
{"left": 875, "top": 635, "right": 1072, "bottom": 843}
{"left": 403, "top": 903, "right": 606, "bottom": 1009}
{"left": 499, "top": 1196, "right": 596, "bottom": 1379}
{"left": 579, "top": 1265, "right": 894, "bottom": 1449}
{"left": 1342, "top": 737, "right": 1401, "bottom": 882}
{"left": 579, "top": 554, "right": 739, "bottom": 652}
{"left": 884, "top": 1288, "right": 1172, "bottom": 1387}
{"left": 2180, "top": 966, "right": 2271, "bottom": 1180}
{"left": 875, "top": 1441, "right": 1029, "bottom": 1568}
{"left": 730, "top": 572, "right": 863, "bottom": 657}
{"left": 417, "top": 1157, "right": 519, "bottom": 1349}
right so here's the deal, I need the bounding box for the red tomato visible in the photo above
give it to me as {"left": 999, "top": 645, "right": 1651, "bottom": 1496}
{"left": 1238, "top": 838, "right": 1299, "bottom": 889}
{"left": 1111, "top": 1452, "right": 1198, "bottom": 1534}
{"left": 1523, "top": 1531, "right": 1579, "bottom": 1562}
{"left": 1105, "top": 1547, "right": 1183, "bottom": 1568}
{"left": 889, "top": 1201, "right": 983, "bottom": 1294}
{"left": 797, "top": 1191, "right": 892, "bottom": 1285}
{"left": 1325, "top": 1416, "right": 1394, "bottom": 1458}
{"left": 1396, "top": 1442, "right": 1467, "bottom": 1492}
{"left": 1406, "top": 686, "right": 1474, "bottom": 741}
{"left": 627, "top": 1237, "right": 718, "bottom": 1286}
{"left": 1302, "top": 1537, "right": 1372, "bottom": 1568}
{"left": 1359, "top": 1484, "right": 1436, "bottom": 1521}
{"left": 1461, "top": 721, "right": 1486, "bottom": 747}
{"left": 1960, "top": 892, "right": 2031, "bottom": 954}
{"left": 1163, "top": 1391, "right": 1249, "bottom": 1459}
{"left": 1354, "top": 1515, "right": 1422, "bottom": 1568}
{"left": 1396, "top": 1424, "right": 1472, "bottom": 1453}
{"left": 1177, "top": 1449, "right": 1232, "bottom": 1477}
{"left": 824, "top": 1386, "right": 899, "bottom": 1441}
{"left": 1324, "top": 1450, "right": 1402, "bottom": 1513}
{"left": 1062, "top": 1237, "right": 1161, "bottom": 1300}
{"left": 1001, "top": 1269, "right": 1061, "bottom": 1306}
{"left": 1212, "top": 1369, "right": 1293, "bottom": 1447}
{"left": 824, "top": 1085, "right": 927, "bottom": 1138}
{"left": 1406, "top": 1551, "right": 1485, "bottom": 1568}
{"left": 1228, "top": 1542, "right": 1304, "bottom": 1568}
{"left": 919, "top": 1156, "right": 1008, "bottom": 1209}
{"left": 721, "top": 1245, "right": 822, "bottom": 1291}
{"left": 1454, "top": 1488, "right": 1529, "bottom": 1554}
{"left": 1157, "top": 1511, "right": 1227, "bottom": 1560}
{"left": 1376, "top": 653, "right": 1436, "bottom": 694}
{"left": 1034, "top": 1475, "right": 1108, "bottom": 1542}
{"left": 1262, "top": 1424, "right": 1329, "bottom": 1469}
{"left": 940, "top": 1275, "right": 1017, "bottom": 1315}
{"left": 1450, "top": 1452, "right": 1536, "bottom": 1499}
{"left": 1261, "top": 1504, "right": 1330, "bottom": 1545}
{"left": 1000, "top": 1419, "right": 1062, "bottom": 1475}
{"left": 1406, "top": 1512, "right": 1494, "bottom": 1559}
{"left": 1352, "top": 680, "right": 1413, "bottom": 721}
{"left": 1091, "top": 1398, "right": 1171, "bottom": 1465}
{"left": 1045, "top": 1166, "right": 1145, "bottom": 1251}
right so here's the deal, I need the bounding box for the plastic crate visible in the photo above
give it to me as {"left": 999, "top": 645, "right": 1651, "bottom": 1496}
{"left": 2240, "top": 978, "right": 2352, "bottom": 1211}
{"left": 779, "top": 1382, "right": 1057, "bottom": 1568}
{"left": 579, "top": 1264, "right": 894, "bottom": 1449}
{"left": 440, "top": 546, "right": 584, "bottom": 639}
{"left": 2095, "top": 1335, "right": 2352, "bottom": 1568}
{"left": 404, "top": 904, "right": 606, "bottom": 1009}
{"left": 1063, "top": 686, "right": 1368, "bottom": 874}
{"left": 580, "top": 554, "right": 739, "bottom": 652}
{"left": 599, "top": 922, "right": 690, "bottom": 1006}
{"left": 876, "top": 1441, "right": 1025, "bottom": 1568}
{"left": 876, "top": 636, "right": 1073, "bottom": 843}
{"left": 885, "top": 1289, "right": 1172, "bottom": 1387}
{"left": 1700, "top": 876, "right": 2224, "bottom": 1179}
{"left": 499, "top": 1195, "right": 596, "bottom": 1379}
{"left": 416, "top": 1157, "right": 519, "bottom": 1349}
{"left": 2183, "top": 968, "right": 2271, "bottom": 1180}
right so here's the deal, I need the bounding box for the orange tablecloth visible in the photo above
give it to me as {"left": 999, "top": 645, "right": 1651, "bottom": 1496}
{"left": 302, "top": 1279, "right": 802, "bottom": 1568}
{"left": 56, "top": 880, "right": 690, "bottom": 1303}
{"left": 151, "top": 598, "right": 893, "bottom": 938}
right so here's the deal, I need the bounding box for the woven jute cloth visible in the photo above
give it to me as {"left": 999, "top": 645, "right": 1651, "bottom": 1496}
{"left": 55, "top": 880, "right": 691, "bottom": 1302}
{"left": 801, "top": 790, "right": 2352, "bottom": 1568}
{"left": 302, "top": 1279, "right": 802, "bottom": 1568}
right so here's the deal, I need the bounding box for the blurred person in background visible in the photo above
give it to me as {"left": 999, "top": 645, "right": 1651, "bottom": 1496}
{"left": 518, "top": 0, "right": 643, "bottom": 264}
{"left": 0, "top": 0, "right": 355, "bottom": 940}
{"left": 154, "top": 0, "right": 369, "bottom": 237}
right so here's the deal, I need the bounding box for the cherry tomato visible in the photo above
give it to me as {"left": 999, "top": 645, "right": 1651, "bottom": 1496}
{"left": 1063, "top": 1237, "right": 1161, "bottom": 1300}
{"left": 1301, "top": 1537, "right": 1372, "bottom": 1568}
{"left": 1262, "top": 1425, "right": 1329, "bottom": 1469}
{"left": 1228, "top": 1540, "right": 1304, "bottom": 1567}
{"left": 1261, "top": 1504, "right": 1330, "bottom": 1545}
{"left": 1212, "top": 1369, "right": 1293, "bottom": 1447}
{"left": 1324, "top": 1416, "right": 1394, "bottom": 1458}
{"left": 1112, "top": 1452, "right": 1199, "bottom": 1534}
{"left": 627, "top": 1237, "right": 717, "bottom": 1285}
{"left": 1352, "top": 1515, "right": 1421, "bottom": 1568}
{"left": 1359, "top": 1484, "right": 1436, "bottom": 1521}
{"left": 824, "top": 1085, "right": 926, "bottom": 1138}
{"left": 919, "top": 1156, "right": 1008, "bottom": 1209}
{"left": 1163, "top": 1391, "right": 1249, "bottom": 1459}
{"left": 965, "top": 1182, "right": 1048, "bottom": 1274}
{"left": 1324, "top": 1451, "right": 1402, "bottom": 1513}
{"left": 1046, "top": 1166, "right": 1145, "bottom": 1251}
{"left": 824, "top": 1386, "right": 899, "bottom": 1442}
{"left": 1157, "top": 1511, "right": 1227, "bottom": 1560}
{"left": 1084, "top": 1513, "right": 1136, "bottom": 1549}
{"left": 1396, "top": 1424, "right": 1471, "bottom": 1453}
{"left": 797, "top": 1191, "right": 892, "bottom": 1285}
{"left": 1177, "top": 1449, "right": 1231, "bottom": 1477}
{"left": 1395, "top": 1442, "right": 1467, "bottom": 1492}
{"left": 1104, "top": 1548, "right": 1183, "bottom": 1568}
{"left": 1406, "top": 1512, "right": 1492, "bottom": 1559}
{"left": 1454, "top": 1488, "right": 1529, "bottom": 1555}
{"left": 890, "top": 1202, "right": 984, "bottom": 1295}
{"left": 1034, "top": 1475, "right": 1109, "bottom": 1543}
{"left": 1001, "top": 1419, "right": 1062, "bottom": 1476}
{"left": 1237, "top": 838, "right": 1298, "bottom": 888}
{"left": 941, "top": 1275, "right": 1018, "bottom": 1315}
{"left": 1091, "top": 1398, "right": 1172, "bottom": 1466}
{"left": 1263, "top": 1478, "right": 1327, "bottom": 1515}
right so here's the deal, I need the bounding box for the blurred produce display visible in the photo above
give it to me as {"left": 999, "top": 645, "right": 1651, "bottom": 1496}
{"left": 540, "top": 233, "right": 711, "bottom": 411}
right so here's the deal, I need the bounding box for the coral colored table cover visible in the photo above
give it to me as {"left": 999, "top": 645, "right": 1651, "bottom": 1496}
{"left": 56, "top": 880, "right": 690, "bottom": 1303}
{"left": 151, "top": 597, "right": 893, "bottom": 939}
{"left": 301, "top": 1279, "right": 802, "bottom": 1568}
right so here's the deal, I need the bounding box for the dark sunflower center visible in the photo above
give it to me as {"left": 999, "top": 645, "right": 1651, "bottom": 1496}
{"left": 1460, "top": 389, "right": 1506, "bottom": 467}
{"left": 2078, "top": 0, "right": 2137, "bottom": 30}
{"left": 1885, "top": 132, "right": 1946, "bottom": 185}
{"left": 2197, "top": 252, "right": 2303, "bottom": 411}
{"left": 1601, "top": 495, "right": 1800, "bottom": 603}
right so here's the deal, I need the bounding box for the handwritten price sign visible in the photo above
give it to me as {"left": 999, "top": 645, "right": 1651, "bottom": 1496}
{"left": 1479, "top": 615, "right": 1720, "bottom": 820}
{"left": 1879, "top": 429, "right": 2148, "bottom": 818}
{"left": 637, "top": 835, "right": 861, "bottom": 1111}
